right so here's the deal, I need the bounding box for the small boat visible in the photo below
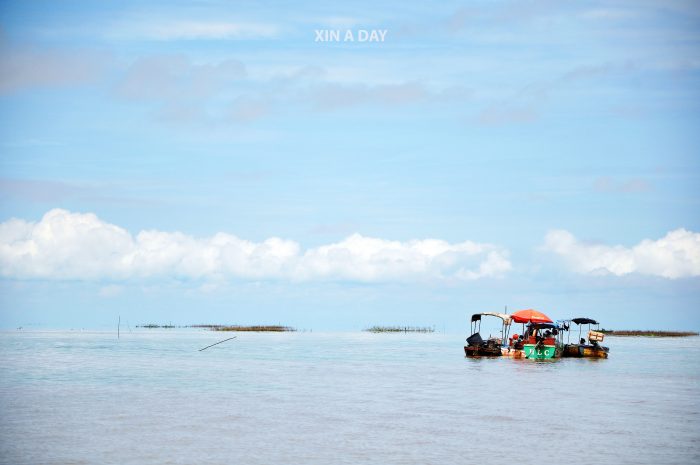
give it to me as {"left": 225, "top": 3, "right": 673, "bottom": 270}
{"left": 520, "top": 323, "right": 564, "bottom": 359}
{"left": 464, "top": 312, "right": 512, "bottom": 357}
{"left": 562, "top": 318, "right": 609, "bottom": 358}
{"left": 510, "top": 309, "right": 564, "bottom": 359}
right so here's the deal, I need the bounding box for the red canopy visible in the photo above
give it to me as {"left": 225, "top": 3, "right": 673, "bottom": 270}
{"left": 511, "top": 309, "right": 553, "bottom": 324}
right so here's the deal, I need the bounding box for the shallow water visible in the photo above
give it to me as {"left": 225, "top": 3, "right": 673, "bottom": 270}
{"left": 1, "top": 330, "right": 698, "bottom": 465}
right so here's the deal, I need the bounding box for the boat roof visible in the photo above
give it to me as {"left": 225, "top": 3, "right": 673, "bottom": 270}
{"left": 528, "top": 322, "right": 559, "bottom": 330}
{"left": 571, "top": 317, "right": 598, "bottom": 325}
{"left": 471, "top": 312, "right": 512, "bottom": 324}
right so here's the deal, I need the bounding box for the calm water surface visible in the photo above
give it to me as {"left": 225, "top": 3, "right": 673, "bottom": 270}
{"left": 1, "top": 330, "right": 699, "bottom": 465}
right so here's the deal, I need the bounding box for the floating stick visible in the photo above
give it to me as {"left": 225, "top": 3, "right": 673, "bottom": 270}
{"left": 199, "top": 336, "right": 237, "bottom": 352}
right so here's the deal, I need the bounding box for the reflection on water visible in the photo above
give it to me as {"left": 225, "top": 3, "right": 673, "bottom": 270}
{"left": 1, "top": 330, "right": 699, "bottom": 465}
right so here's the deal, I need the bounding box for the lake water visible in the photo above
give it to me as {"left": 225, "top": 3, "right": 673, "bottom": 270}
{"left": 1, "top": 330, "right": 699, "bottom": 465}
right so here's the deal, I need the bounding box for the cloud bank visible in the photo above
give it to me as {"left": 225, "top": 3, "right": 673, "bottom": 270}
{"left": 0, "top": 209, "right": 511, "bottom": 283}
{"left": 544, "top": 229, "right": 700, "bottom": 279}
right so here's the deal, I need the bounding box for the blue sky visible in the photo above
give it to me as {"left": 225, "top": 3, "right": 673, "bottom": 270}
{"left": 1, "top": 0, "right": 699, "bottom": 331}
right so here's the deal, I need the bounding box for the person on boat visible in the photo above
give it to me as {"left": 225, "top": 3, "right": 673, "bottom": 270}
{"left": 514, "top": 335, "right": 523, "bottom": 350}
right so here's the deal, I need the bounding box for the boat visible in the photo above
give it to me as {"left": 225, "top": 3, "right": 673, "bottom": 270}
{"left": 510, "top": 309, "right": 564, "bottom": 359}
{"left": 464, "top": 312, "right": 512, "bottom": 357}
{"left": 520, "top": 322, "right": 565, "bottom": 359}
{"left": 562, "top": 318, "right": 609, "bottom": 358}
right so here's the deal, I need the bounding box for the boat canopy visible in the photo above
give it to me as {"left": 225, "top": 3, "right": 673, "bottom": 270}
{"left": 528, "top": 322, "right": 559, "bottom": 330}
{"left": 511, "top": 309, "right": 553, "bottom": 324}
{"left": 571, "top": 317, "right": 598, "bottom": 325}
{"left": 471, "top": 312, "right": 512, "bottom": 325}
{"left": 481, "top": 312, "right": 512, "bottom": 325}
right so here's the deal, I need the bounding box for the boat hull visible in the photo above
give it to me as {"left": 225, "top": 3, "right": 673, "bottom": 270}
{"left": 563, "top": 344, "right": 609, "bottom": 359}
{"left": 464, "top": 344, "right": 503, "bottom": 357}
{"left": 500, "top": 347, "right": 525, "bottom": 358}
{"left": 523, "top": 343, "right": 562, "bottom": 359}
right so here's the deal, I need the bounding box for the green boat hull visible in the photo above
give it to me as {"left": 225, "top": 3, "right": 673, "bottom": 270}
{"left": 523, "top": 344, "right": 561, "bottom": 359}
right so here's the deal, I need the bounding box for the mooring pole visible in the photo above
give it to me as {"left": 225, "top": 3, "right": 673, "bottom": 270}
{"left": 199, "top": 336, "right": 237, "bottom": 352}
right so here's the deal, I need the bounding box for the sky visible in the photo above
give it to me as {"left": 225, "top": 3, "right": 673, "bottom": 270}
{"left": 0, "top": 0, "right": 699, "bottom": 331}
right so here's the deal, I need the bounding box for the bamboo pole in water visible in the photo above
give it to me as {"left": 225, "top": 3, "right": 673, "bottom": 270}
{"left": 199, "top": 336, "right": 237, "bottom": 352}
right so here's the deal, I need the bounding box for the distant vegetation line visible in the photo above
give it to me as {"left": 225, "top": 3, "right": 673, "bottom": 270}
{"left": 600, "top": 330, "right": 699, "bottom": 337}
{"left": 137, "top": 324, "right": 179, "bottom": 328}
{"left": 365, "top": 326, "right": 435, "bottom": 333}
{"left": 209, "top": 325, "right": 295, "bottom": 332}
{"left": 137, "top": 324, "right": 296, "bottom": 332}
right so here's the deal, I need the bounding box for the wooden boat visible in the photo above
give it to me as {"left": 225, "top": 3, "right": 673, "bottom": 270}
{"left": 520, "top": 323, "right": 564, "bottom": 359}
{"left": 562, "top": 318, "right": 609, "bottom": 359}
{"left": 509, "top": 310, "right": 563, "bottom": 360}
{"left": 464, "top": 312, "right": 512, "bottom": 357}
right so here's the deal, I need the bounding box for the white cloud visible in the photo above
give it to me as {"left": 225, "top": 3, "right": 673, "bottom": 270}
{"left": 99, "top": 284, "right": 124, "bottom": 298}
{"left": 593, "top": 176, "right": 652, "bottom": 193}
{"left": 115, "top": 54, "right": 248, "bottom": 123}
{"left": 0, "top": 209, "right": 511, "bottom": 283}
{"left": 580, "top": 8, "right": 639, "bottom": 21}
{"left": 109, "top": 20, "right": 278, "bottom": 40}
{"left": 311, "top": 82, "right": 428, "bottom": 110}
{"left": 117, "top": 55, "right": 246, "bottom": 102}
{"left": 296, "top": 234, "right": 510, "bottom": 282}
{"left": 478, "top": 105, "right": 538, "bottom": 125}
{"left": 315, "top": 16, "right": 366, "bottom": 29}
{"left": 0, "top": 46, "right": 108, "bottom": 94}
{"left": 544, "top": 229, "right": 700, "bottom": 279}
